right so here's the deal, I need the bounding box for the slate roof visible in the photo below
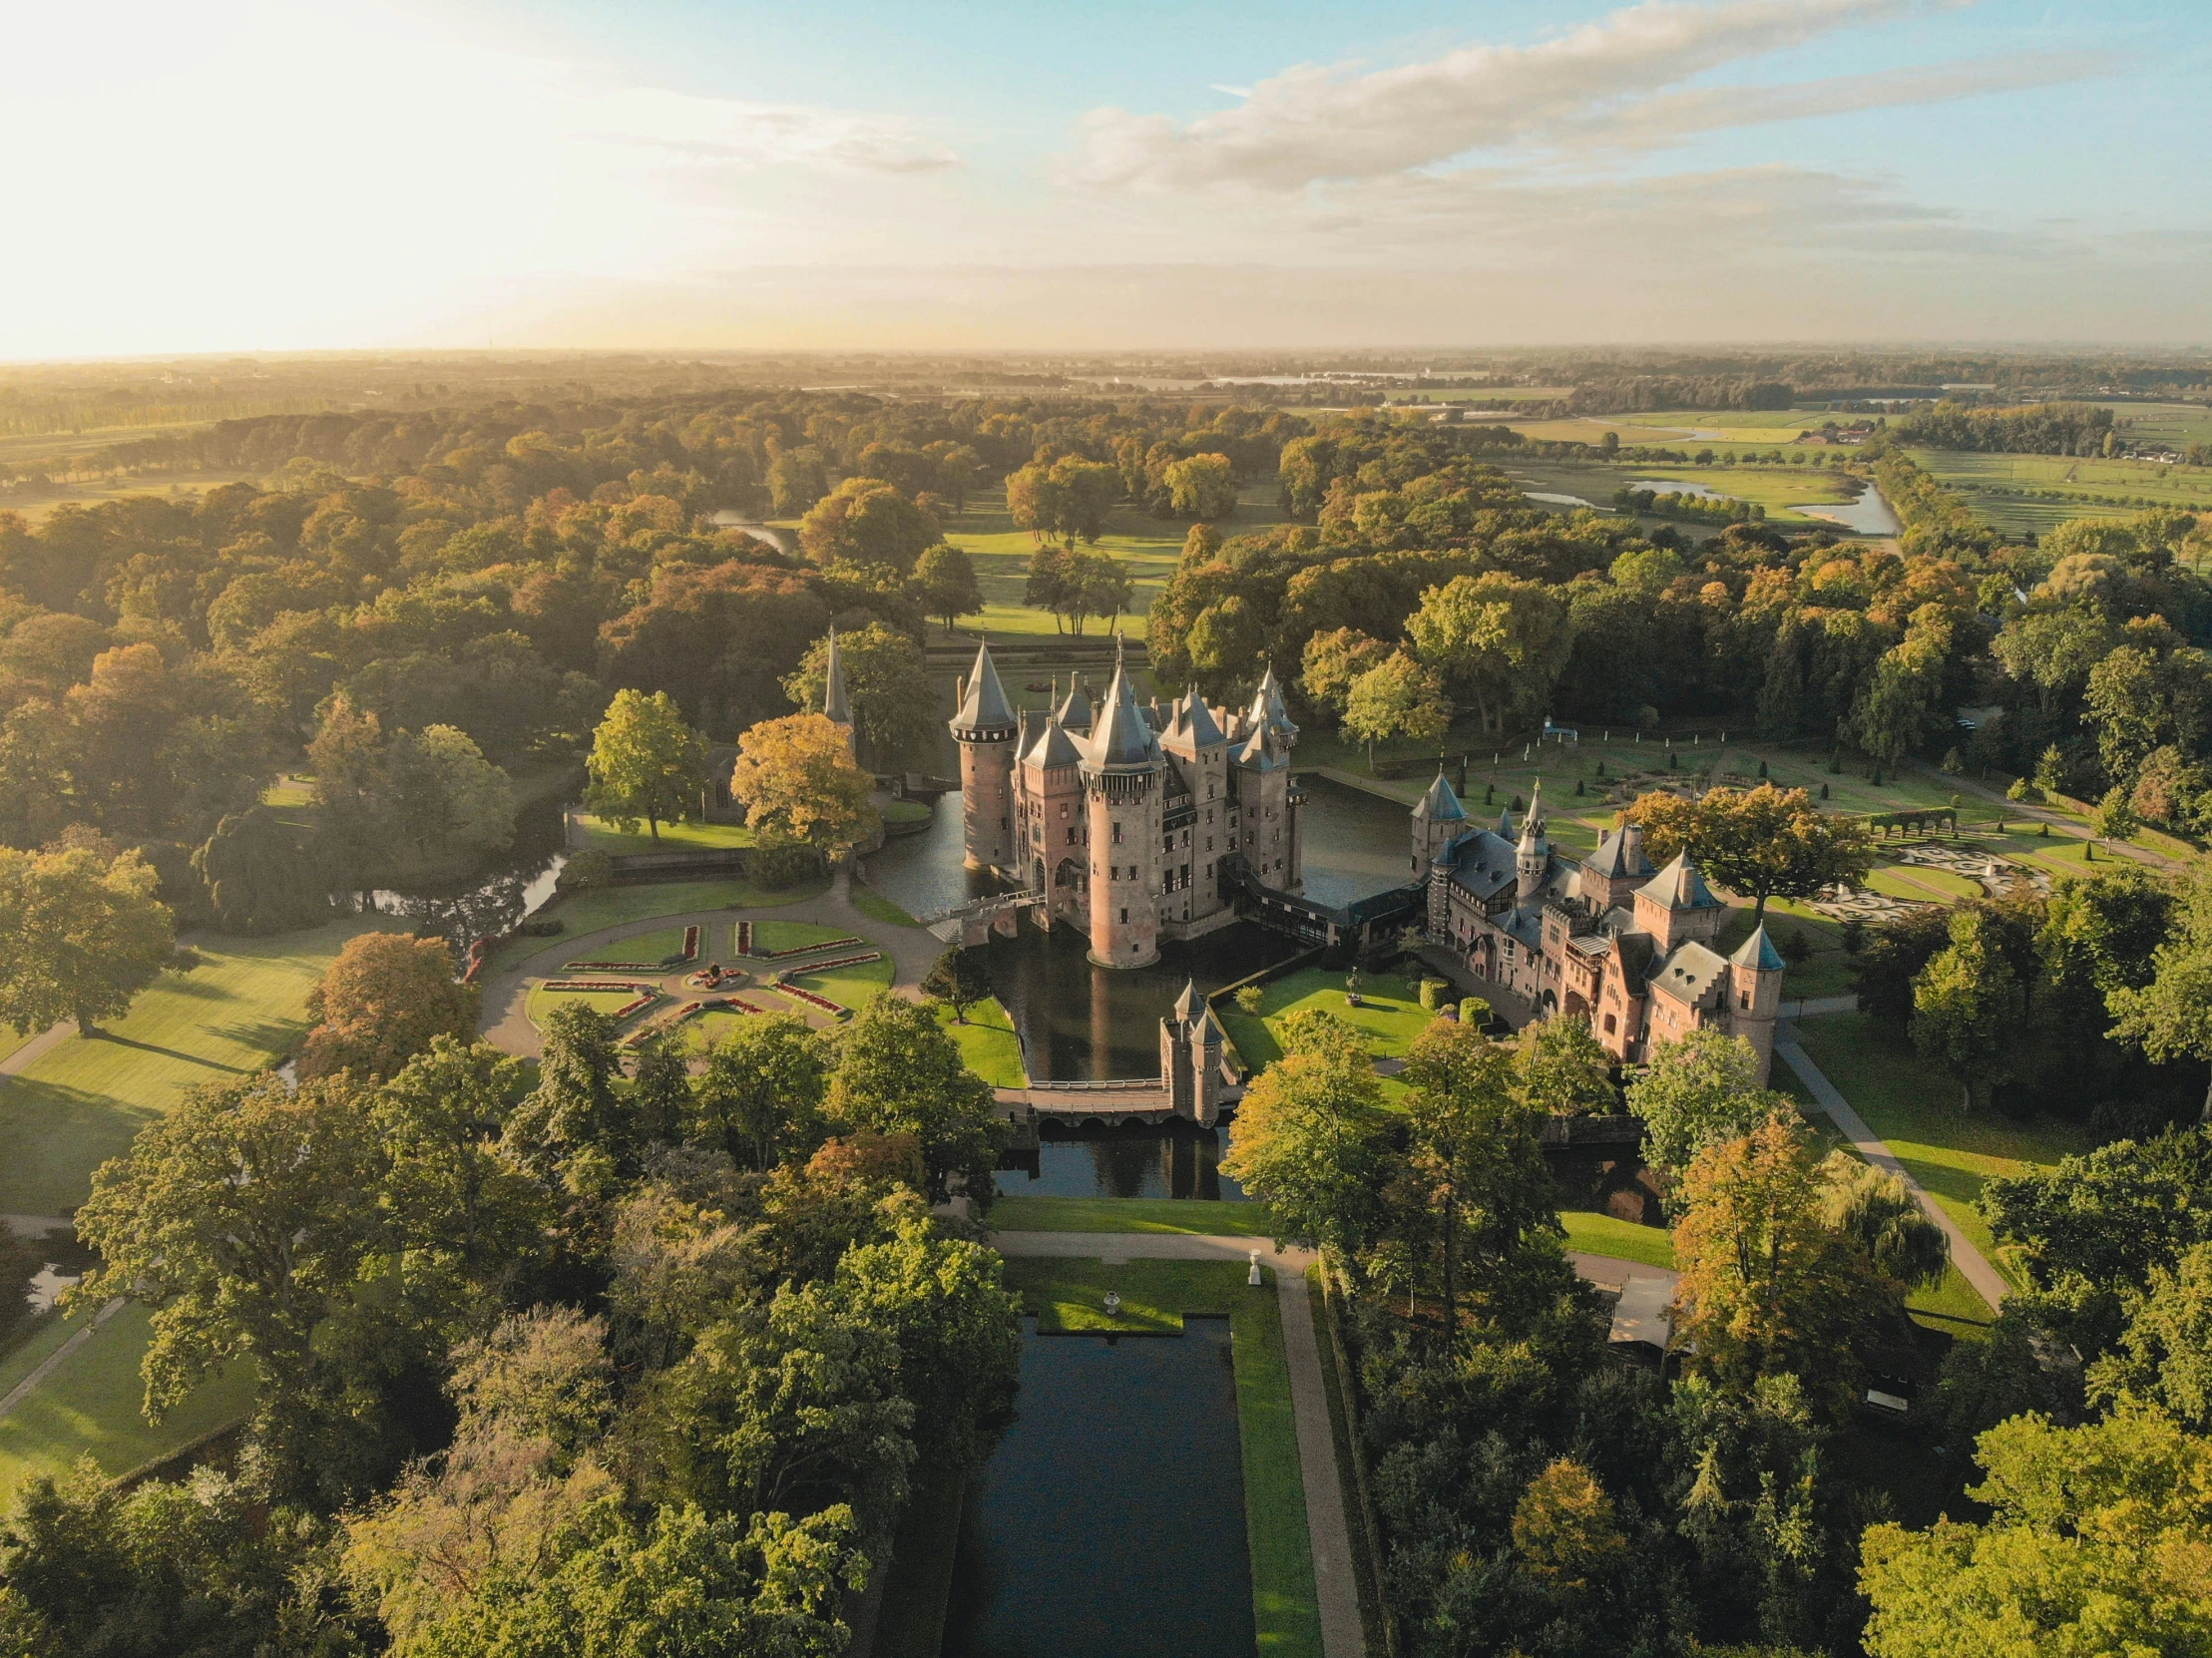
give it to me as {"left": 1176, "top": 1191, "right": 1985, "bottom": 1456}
{"left": 1639, "top": 851, "right": 1723, "bottom": 912}
{"left": 1056, "top": 673, "right": 1092, "bottom": 733}
{"left": 951, "top": 639, "right": 1015, "bottom": 733}
{"left": 1731, "top": 922, "right": 1786, "bottom": 973}
{"left": 1088, "top": 657, "right": 1158, "bottom": 768}
{"left": 1416, "top": 771, "right": 1467, "bottom": 822}
{"left": 1585, "top": 823, "right": 1654, "bottom": 881}
{"left": 1024, "top": 714, "right": 1083, "bottom": 769}
{"left": 1649, "top": 941, "right": 1730, "bottom": 1008}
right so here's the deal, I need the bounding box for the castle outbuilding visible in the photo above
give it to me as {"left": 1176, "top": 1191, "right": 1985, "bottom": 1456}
{"left": 950, "top": 638, "right": 1304, "bottom": 969}
{"left": 1415, "top": 774, "right": 1785, "bottom": 1081}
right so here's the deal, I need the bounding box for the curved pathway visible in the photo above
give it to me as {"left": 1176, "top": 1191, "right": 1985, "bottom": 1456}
{"left": 477, "top": 870, "right": 940, "bottom": 1058}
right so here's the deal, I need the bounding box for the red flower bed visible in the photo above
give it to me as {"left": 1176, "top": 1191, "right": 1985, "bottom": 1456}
{"left": 735, "top": 921, "right": 753, "bottom": 955}
{"left": 610, "top": 990, "right": 661, "bottom": 1021}
{"left": 755, "top": 934, "right": 864, "bottom": 960}
{"left": 776, "top": 984, "right": 850, "bottom": 1020}
{"left": 681, "top": 925, "right": 699, "bottom": 961}
{"left": 544, "top": 979, "right": 658, "bottom": 994}
{"left": 794, "top": 952, "right": 881, "bottom": 973}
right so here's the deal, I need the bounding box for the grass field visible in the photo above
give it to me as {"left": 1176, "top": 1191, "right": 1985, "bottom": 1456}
{"left": 988, "top": 1196, "right": 1275, "bottom": 1235}
{"left": 942, "top": 479, "right": 1287, "bottom": 642}
{"left": 0, "top": 1304, "right": 256, "bottom": 1505}
{"left": 574, "top": 813, "right": 756, "bottom": 855}
{"left": 1560, "top": 1211, "right": 1676, "bottom": 1270}
{"left": 566, "top": 926, "right": 693, "bottom": 968}
{"left": 482, "top": 877, "right": 827, "bottom": 979}
{"left": 524, "top": 984, "right": 654, "bottom": 1027}
{"left": 1217, "top": 970, "right": 1435, "bottom": 1071}
{"left": 1504, "top": 410, "right": 1823, "bottom": 448}
{"left": 850, "top": 883, "right": 923, "bottom": 929}
{"left": 0, "top": 918, "right": 393, "bottom": 1217}
{"left": 750, "top": 919, "right": 861, "bottom": 954}
{"left": 682, "top": 1006, "right": 772, "bottom": 1049}
{"left": 936, "top": 998, "right": 1025, "bottom": 1087}
{"left": 1912, "top": 448, "right": 2212, "bottom": 538}
{"left": 997, "top": 1257, "right": 1318, "bottom": 1658}
{"left": 1791, "top": 1013, "right": 2089, "bottom": 1295}
{"left": 1504, "top": 457, "right": 1867, "bottom": 535}
{"left": 782, "top": 954, "right": 895, "bottom": 1012}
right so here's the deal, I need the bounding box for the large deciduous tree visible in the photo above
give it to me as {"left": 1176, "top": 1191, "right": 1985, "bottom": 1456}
{"left": 1911, "top": 907, "right": 2029, "bottom": 1110}
{"left": 192, "top": 805, "right": 332, "bottom": 936}
{"left": 780, "top": 622, "right": 935, "bottom": 770}
{"left": 826, "top": 995, "right": 1002, "bottom": 1207}
{"left": 912, "top": 542, "right": 983, "bottom": 632}
{"left": 1342, "top": 650, "right": 1452, "bottom": 769}
{"left": 1222, "top": 1011, "right": 1392, "bottom": 1273}
{"left": 693, "top": 1012, "right": 831, "bottom": 1171}
{"left": 584, "top": 687, "right": 707, "bottom": 845}
{"left": 1626, "top": 783, "right": 1873, "bottom": 920}
{"left": 0, "top": 844, "right": 175, "bottom": 1037}
{"left": 797, "top": 478, "right": 941, "bottom": 575}
{"left": 2109, "top": 863, "right": 2212, "bottom": 1123}
{"left": 1407, "top": 572, "right": 1572, "bottom": 736}
{"left": 728, "top": 711, "right": 878, "bottom": 853}
{"left": 920, "top": 946, "right": 991, "bottom": 1025}
{"left": 1162, "top": 453, "right": 1238, "bottom": 520}
{"left": 297, "top": 931, "right": 477, "bottom": 1082}
{"left": 1624, "top": 1028, "right": 1792, "bottom": 1183}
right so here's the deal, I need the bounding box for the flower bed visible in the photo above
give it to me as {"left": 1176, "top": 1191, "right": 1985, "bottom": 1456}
{"left": 751, "top": 934, "right": 864, "bottom": 960}
{"left": 544, "top": 979, "right": 660, "bottom": 995}
{"left": 776, "top": 983, "right": 851, "bottom": 1020}
{"left": 567, "top": 924, "right": 701, "bottom": 974}
{"left": 683, "top": 965, "right": 747, "bottom": 991}
{"left": 735, "top": 921, "right": 753, "bottom": 955}
{"left": 610, "top": 989, "right": 663, "bottom": 1021}
{"left": 791, "top": 951, "right": 881, "bottom": 974}
{"left": 625, "top": 994, "right": 768, "bottom": 1045}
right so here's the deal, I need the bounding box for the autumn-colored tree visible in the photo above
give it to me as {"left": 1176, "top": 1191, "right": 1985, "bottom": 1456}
{"left": 728, "top": 712, "right": 879, "bottom": 853}
{"left": 1162, "top": 452, "right": 1238, "bottom": 520}
{"left": 780, "top": 623, "right": 935, "bottom": 769}
{"left": 1512, "top": 1458, "right": 1628, "bottom": 1594}
{"left": 1668, "top": 1118, "right": 1887, "bottom": 1413}
{"left": 297, "top": 932, "right": 478, "bottom": 1082}
{"left": 0, "top": 845, "right": 175, "bottom": 1037}
{"left": 584, "top": 687, "right": 707, "bottom": 845}
{"left": 1407, "top": 572, "right": 1573, "bottom": 735}
{"left": 1223, "top": 1011, "right": 1393, "bottom": 1273}
{"left": 797, "top": 477, "right": 941, "bottom": 574}
{"left": 1625, "top": 783, "right": 1872, "bottom": 920}
{"left": 1299, "top": 626, "right": 1394, "bottom": 730}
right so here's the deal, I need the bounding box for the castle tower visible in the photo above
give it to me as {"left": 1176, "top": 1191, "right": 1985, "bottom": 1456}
{"left": 1157, "top": 685, "right": 1233, "bottom": 929}
{"left": 1160, "top": 979, "right": 1226, "bottom": 1124}
{"left": 1515, "top": 782, "right": 1550, "bottom": 901}
{"left": 821, "top": 627, "right": 854, "bottom": 756}
{"left": 1631, "top": 850, "right": 1727, "bottom": 954}
{"left": 1056, "top": 672, "right": 1093, "bottom": 736}
{"left": 1021, "top": 710, "right": 1087, "bottom": 925}
{"left": 1412, "top": 768, "right": 1467, "bottom": 882}
{"left": 949, "top": 638, "right": 1017, "bottom": 873}
{"left": 1233, "top": 669, "right": 1301, "bottom": 890}
{"left": 1726, "top": 922, "right": 1787, "bottom": 1080}
{"left": 1579, "top": 820, "right": 1655, "bottom": 912}
{"left": 1082, "top": 640, "right": 1165, "bottom": 968}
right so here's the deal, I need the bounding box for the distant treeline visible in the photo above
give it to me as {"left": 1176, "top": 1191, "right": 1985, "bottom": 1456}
{"left": 1568, "top": 376, "right": 1796, "bottom": 414}
{"left": 1894, "top": 400, "right": 2117, "bottom": 456}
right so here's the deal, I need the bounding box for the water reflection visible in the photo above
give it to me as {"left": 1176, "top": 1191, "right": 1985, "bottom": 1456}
{"left": 942, "top": 1317, "right": 1254, "bottom": 1658}
{"left": 998, "top": 1121, "right": 1247, "bottom": 1201}
{"left": 359, "top": 793, "right": 569, "bottom": 954}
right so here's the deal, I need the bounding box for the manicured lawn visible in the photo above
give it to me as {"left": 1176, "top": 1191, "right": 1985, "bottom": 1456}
{"left": 564, "top": 926, "right": 693, "bottom": 969}
{"left": 997, "top": 1257, "right": 1319, "bottom": 1658}
{"left": 483, "top": 877, "right": 828, "bottom": 979}
{"left": 850, "top": 883, "right": 922, "bottom": 929}
{"left": 751, "top": 919, "right": 865, "bottom": 954}
{"left": 574, "top": 812, "right": 757, "bottom": 855}
{"left": 1791, "top": 1014, "right": 2090, "bottom": 1293}
{"left": 0, "top": 919, "right": 394, "bottom": 1217}
{"left": 989, "top": 1195, "right": 1275, "bottom": 1235}
{"left": 0, "top": 1303, "right": 256, "bottom": 1505}
{"left": 1560, "top": 1211, "right": 1675, "bottom": 1271}
{"left": 1218, "top": 970, "right": 1437, "bottom": 1070}
{"left": 681, "top": 1006, "right": 777, "bottom": 1050}
{"left": 0, "top": 1023, "right": 44, "bottom": 1068}
{"left": 783, "top": 954, "right": 896, "bottom": 1012}
{"left": 524, "top": 984, "right": 656, "bottom": 1027}
{"left": 883, "top": 798, "right": 932, "bottom": 826}
{"left": 937, "top": 998, "right": 1025, "bottom": 1087}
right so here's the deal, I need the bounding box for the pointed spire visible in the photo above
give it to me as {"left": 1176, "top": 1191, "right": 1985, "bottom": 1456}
{"left": 1730, "top": 921, "right": 1786, "bottom": 973}
{"left": 1025, "top": 710, "right": 1083, "bottom": 769}
{"left": 1056, "top": 670, "right": 1092, "bottom": 734}
{"left": 1247, "top": 665, "right": 1300, "bottom": 742}
{"left": 950, "top": 637, "right": 1015, "bottom": 736}
{"left": 821, "top": 627, "right": 851, "bottom": 726}
{"left": 1088, "top": 647, "right": 1157, "bottom": 767}
{"left": 1496, "top": 806, "right": 1515, "bottom": 839}
{"left": 1174, "top": 979, "right": 1198, "bottom": 1022}
{"left": 1184, "top": 684, "right": 1225, "bottom": 747}
{"left": 1639, "top": 850, "right": 1721, "bottom": 911}
{"left": 1416, "top": 768, "right": 1466, "bottom": 823}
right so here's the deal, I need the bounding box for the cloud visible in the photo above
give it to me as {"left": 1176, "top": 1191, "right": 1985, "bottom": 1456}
{"left": 1062, "top": 0, "right": 2113, "bottom": 193}
{"left": 578, "top": 87, "right": 957, "bottom": 176}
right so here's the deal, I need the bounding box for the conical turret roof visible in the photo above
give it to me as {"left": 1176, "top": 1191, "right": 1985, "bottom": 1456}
{"left": 951, "top": 638, "right": 1014, "bottom": 735}
{"left": 1183, "top": 687, "right": 1225, "bottom": 747}
{"left": 1025, "top": 713, "right": 1083, "bottom": 769}
{"left": 1055, "top": 672, "right": 1092, "bottom": 733}
{"left": 1586, "top": 821, "right": 1654, "bottom": 880}
{"left": 1087, "top": 646, "right": 1158, "bottom": 768}
{"left": 1496, "top": 806, "right": 1515, "bottom": 839}
{"left": 1174, "top": 979, "right": 1199, "bottom": 1021}
{"left": 821, "top": 627, "right": 851, "bottom": 725}
{"left": 1639, "top": 850, "right": 1722, "bottom": 911}
{"left": 1416, "top": 769, "right": 1466, "bottom": 823}
{"left": 1730, "top": 921, "right": 1786, "bottom": 972}
{"left": 1248, "top": 666, "right": 1300, "bottom": 740}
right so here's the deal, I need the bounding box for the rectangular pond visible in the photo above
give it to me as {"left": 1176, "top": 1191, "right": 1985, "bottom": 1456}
{"left": 996, "top": 1119, "right": 1247, "bottom": 1201}
{"left": 940, "top": 1317, "right": 1256, "bottom": 1658}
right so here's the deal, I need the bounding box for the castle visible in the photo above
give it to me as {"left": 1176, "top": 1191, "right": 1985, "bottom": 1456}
{"left": 1412, "top": 774, "right": 1786, "bottom": 1082}
{"left": 949, "top": 638, "right": 1303, "bottom": 970}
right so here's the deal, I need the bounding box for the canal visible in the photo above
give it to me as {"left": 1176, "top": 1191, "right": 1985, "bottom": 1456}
{"left": 940, "top": 1318, "right": 1255, "bottom": 1658}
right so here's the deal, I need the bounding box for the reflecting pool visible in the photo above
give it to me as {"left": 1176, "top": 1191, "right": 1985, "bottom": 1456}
{"left": 996, "top": 1120, "right": 1247, "bottom": 1200}
{"left": 941, "top": 1318, "right": 1254, "bottom": 1658}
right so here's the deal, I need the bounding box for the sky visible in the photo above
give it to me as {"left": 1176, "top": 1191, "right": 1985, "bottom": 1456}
{"left": 5, "top": 0, "right": 2208, "bottom": 358}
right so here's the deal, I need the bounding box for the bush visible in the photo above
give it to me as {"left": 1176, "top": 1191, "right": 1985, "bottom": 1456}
{"left": 559, "top": 847, "right": 614, "bottom": 890}
{"left": 1775, "top": 927, "right": 1813, "bottom": 966}
{"left": 749, "top": 842, "right": 825, "bottom": 889}
{"left": 2006, "top": 776, "right": 2037, "bottom": 802}
{"left": 1418, "top": 978, "right": 1446, "bottom": 1011}
{"left": 1234, "top": 985, "right": 1263, "bottom": 1015}
{"left": 520, "top": 916, "right": 566, "bottom": 937}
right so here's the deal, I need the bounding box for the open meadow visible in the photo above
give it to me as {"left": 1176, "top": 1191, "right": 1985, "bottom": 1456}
{"left": 1910, "top": 447, "right": 2212, "bottom": 538}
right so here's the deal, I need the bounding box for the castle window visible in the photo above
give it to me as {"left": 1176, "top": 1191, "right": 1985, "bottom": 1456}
{"left": 1110, "top": 865, "right": 1119, "bottom": 881}
{"left": 1604, "top": 1014, "right": 1617, "bottom": 1035}
{"left": 1111, "top": 821, "right": 1122, "bottom": 844}
{"left": 1066, "top": 828, "right": 1077, "bottom": 845}
{"left": 1060, "top": 804, "right": 1069, "bottom": 819}
{"left": 1739, "top": 992, "right": 1749, "bottom": 1010}
{"left": 1120, "top": 908, "right": 1129, "bottom": 924}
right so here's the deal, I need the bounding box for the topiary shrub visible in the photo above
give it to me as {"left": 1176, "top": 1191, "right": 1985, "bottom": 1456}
{"left": 1234, "top": 985, "right": 1263, "bottom": 1015}
{"left": 1419, "top": 978, "right": 1446, "bottom": 1011}
{"left": 559, "top": 847, "right": 614, "bottom": 891}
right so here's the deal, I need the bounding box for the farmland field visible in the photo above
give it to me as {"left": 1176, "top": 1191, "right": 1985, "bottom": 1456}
{"left": 1505, "top": 458, "right": 1870, "bottom": 533}
{"left": 1911, "top": 448, "right": 2212, "bottom": 538}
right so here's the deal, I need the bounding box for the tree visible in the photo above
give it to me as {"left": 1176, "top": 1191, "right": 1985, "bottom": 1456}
{"left": 71, "top": 1072, "right": 381, "bottom": 1436}
{"left": 192, "top": 805, "right": 331, "bottom": 935}
{"left": 388, "top": 723, "right": 515, "bottom": 861}
{"left": 766, "top": 447, "right": 830, "bottom": 516}
{"left": 1667, "top": 1119, "right": 1888, "bottom": 1413}
{"left": 1407, "top": 573, "right": 1573, "bottom": 735}
{"left": 1911, "top": 907, "right": 2027, "bottom": 1110}
{"left": 781, "top": 622, "right": 935, "bottom": 769}
{"left": 2109, "top": 862, "right": 2212, "bottom": 1122}
{"left": 1162, "top": 452, "right": 1238, "bottom": 520}
{"left": 826, "top": 995, "right": 1003, "bottom": 1206}
{"left": 374, "top": 1036, "right": 547, "bottom": 1283}
{"left": 0, "top": 845, "right": 175, "bottom": 1037}
{"left": 584, "top": 687, "right": 706, "bottom": 845}
{"left": 728, "top": 712, "right": 879, "bottom": 853}
{"left": 1342, "top": 650, "right": 1451, "bottom": 769}
{"left": 1859, "top": 1402, "right": 2212, "bottom": 1658}
{"left": 296, "top": 931, "right": 477, "bottom": 1082}
{"left": 2088, "top": 1240, "right": 2212, "bottom": 1429}
{"left": 1852, "top": 905, "right": 1955, "bottom": 1026}
{"left": 1396, "top": 1018, "right": 1562, "bottom": 1333}
{"left": 912, "top": 542, "right": 983, "bottom": 632}
{"left": 921, "top": 946, "right": 992, "bottom": 1025}
{"left": 1512, "top": 1458, "right": 1627, "bottom": 1595}
{"left": 628, "top": 1030, "right": 693, "bottom": 1149}
{"left": 693, "top": 1012, "right": 830, "bottom": 1170}
{"left": 1513, "top": 1016, "right": 1618, "bottom": 1116}
{"left": 505, "top": 1003, "right": 634, "bottom": 1195}
{"left": 1625, "top": 1028, "right": 1791, "bottom": 1182}
{"left": 1626, "top": 784, "right": 1873, "bottom": 920}
{"left": 1221, "top": 1012, "right": 1393, "bottom": 1273}
{"left": 1816, "top": 1153, "right": 1949, "bottom": 1289}
{"left": 797, "top": 477, "right": 941, "bottom": 574}
{"left": 1299, "top": 626, "right": 1394, "bottom": 729}
{"left": 1981, "top": 1126, "right": 2212, "bottom": 1309}
{"left": 1007, "top": 456, "right": 1119, "bottom": 549}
